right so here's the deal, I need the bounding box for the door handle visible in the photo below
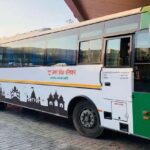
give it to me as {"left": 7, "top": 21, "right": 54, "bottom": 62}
{"left": 99, "top": 68, "right": 103, "bottom": 85}
{"left": 105, "top": 82, "right": 111, "bottom": 86}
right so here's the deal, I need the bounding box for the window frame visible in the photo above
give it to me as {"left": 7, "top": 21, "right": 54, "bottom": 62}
{"left": 134, "top": 29, "right": 150, "bottom": 92}
{"left": 46, "top": 29, "right": 79, "bottom": 66}
{"left": 103, "top": 34, "right": 133, "bottom": 68}
{"left": 134, "top": 29, "right": 150, "bottom": 65}
{"left": 1, "top": 36, "right": 47, "bottom": 68}
{"left": 78, "top": 37, "right": 103, "bottom": 65}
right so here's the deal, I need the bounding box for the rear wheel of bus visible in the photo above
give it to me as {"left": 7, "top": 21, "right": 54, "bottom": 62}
{"left": 0, "top": 102, "right": 7, "bottom": 110}
{"left": 73, "top": 100, "right": 104, "bottom": 138}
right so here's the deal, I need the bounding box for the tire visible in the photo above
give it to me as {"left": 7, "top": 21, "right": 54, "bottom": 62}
{"left": 73, "top": 100, "right": 104, "bottom": 138}
{"left": 0, "top": 102, "right": 7, "bottom": 110}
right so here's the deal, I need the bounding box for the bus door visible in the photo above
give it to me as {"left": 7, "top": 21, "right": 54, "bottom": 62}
{"left": 101, "top": 35, "right": 133, "bottom": 122}
{"left": 133, "top": 29, "right": 150, "bottom": 138}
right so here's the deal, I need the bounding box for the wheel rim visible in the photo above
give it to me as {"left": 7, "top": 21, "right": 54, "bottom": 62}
{"left": 80, "top": 108, "right": 96, "bottom": 128}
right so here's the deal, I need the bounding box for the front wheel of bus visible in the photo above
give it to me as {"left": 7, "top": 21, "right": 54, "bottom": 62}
{"left": 73, "top": 101, "right": 104, "bottom": 138}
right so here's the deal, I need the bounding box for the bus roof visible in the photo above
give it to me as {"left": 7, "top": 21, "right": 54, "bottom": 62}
{"left": 0, "top": 5, "right": 149, "bottom": 44}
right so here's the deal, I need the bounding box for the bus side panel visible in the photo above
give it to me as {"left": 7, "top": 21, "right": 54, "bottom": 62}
{"left": 0, "top": 65, "right": 103, "bottom": 118}
{"left": 133, "top": 92, "right": 150, "bottom": 138}
{"left": 99, "top": 68, "right": 134, "bottom": 134}
{"left": 0, "top": 83, "right": 68, "bottom": 117}
{"left": 0, "top": 82, "right": 102, "bottom": 118}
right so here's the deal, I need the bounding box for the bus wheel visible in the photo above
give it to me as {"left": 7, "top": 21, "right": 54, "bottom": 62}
{"left": 0, "top": 102, "right": 7, "bottom": 110}
{"left": 73, "top": 100, "right": 104, "bottom": 138}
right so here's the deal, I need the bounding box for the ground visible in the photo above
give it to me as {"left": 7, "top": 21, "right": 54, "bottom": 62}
{"left": 0, "top": 106, "right": 150, "bottom": 150}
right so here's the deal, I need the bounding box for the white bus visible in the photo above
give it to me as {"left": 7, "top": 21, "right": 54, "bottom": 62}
{"left": 0, "top": 5, "right": 150, "bottom": 139}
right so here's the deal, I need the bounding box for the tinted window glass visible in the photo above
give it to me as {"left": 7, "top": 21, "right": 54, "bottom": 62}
{"left": 1, "top": 36, "right": 46, "bottom": 67}
{"left": 47, "top": 32, "right": 78, "bottom": 65}
{"left": 134, "top": 30, "right": 150, "bottom": 92}
{"left": 21, "top": 37, "right": 46, "bottom": 66}
{"left": 105, "top": 37, "right": 131, "bottom": 67}
{"left": 135, "top": 31, "right": 150, "bottom": 63}
{"left": 0, "top": 47, "right": 4, "bottom": 66}
{"left": 105, "top": 39, "right": 120, "bottom": 67}
{"left": 79, "top": 39, "right": 102, "bottom": 64}
{"left": 3, "top": 47, "right": 23, "bottom": 67}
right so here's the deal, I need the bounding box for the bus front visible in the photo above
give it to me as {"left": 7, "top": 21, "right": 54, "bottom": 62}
{"left": 133, "top": 6, "right": 150, "bottom": 139}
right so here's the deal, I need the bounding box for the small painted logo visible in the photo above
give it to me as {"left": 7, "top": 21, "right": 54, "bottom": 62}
{"left": 48, "top": 69, "right": 76, "bottom": 80}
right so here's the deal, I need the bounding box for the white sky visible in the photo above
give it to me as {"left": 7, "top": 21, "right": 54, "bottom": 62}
{"left": 0, "top": 0, "right": 78, "bottom": 38}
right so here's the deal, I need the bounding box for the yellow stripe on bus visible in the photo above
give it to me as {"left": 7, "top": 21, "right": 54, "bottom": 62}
{"left": 0, "top": 79, "right": 101, "bottom": 89}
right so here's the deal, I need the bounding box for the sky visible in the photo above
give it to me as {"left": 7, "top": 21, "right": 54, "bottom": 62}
{"left": 0, "top": 0, "right": 78, "bottom": 38}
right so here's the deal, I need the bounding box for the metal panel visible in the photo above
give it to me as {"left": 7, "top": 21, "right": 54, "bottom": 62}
{"left": 104, "top": 14, "right": 140, "bottom": 36}
{"left": 133, "top": 92, "right": 150, "bottom": 138}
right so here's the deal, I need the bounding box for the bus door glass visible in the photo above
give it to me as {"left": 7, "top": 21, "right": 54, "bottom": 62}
{"left": 133, "top": 29, "right": 150, "bottom": 138}
{"left": 134, "top": 29, "right": 150, "bottom": 92}
{"left": 101, "top": 35, "right": 133, "bottom": 121}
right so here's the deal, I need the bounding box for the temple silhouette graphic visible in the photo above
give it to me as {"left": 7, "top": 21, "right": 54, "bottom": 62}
{"left": 26, "top": 88, "right": 67, "bottom": 115}
{"left": 27, "top": 87, "right": 41, "bottom": 106}
{"left": 10, "top": 86, "right": 20, "bottom": 101}
{"left": 48, "top": 92, "right": 65, "bottom": 109}
{"left": 47, "top": 91, "right": 66, "bottom": 114}
{"left": 0, "top": 85, "right": 67, "bottom": 116}
{"left": 0, "top": 85, "right": 5, "bottom": 99}
{"left": 47, "top": 92, "right": 66, "bottom": 114}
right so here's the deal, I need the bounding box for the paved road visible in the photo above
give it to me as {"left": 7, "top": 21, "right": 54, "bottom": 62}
{"left": 0, "top": 106, "right": 150, "bottom": 150}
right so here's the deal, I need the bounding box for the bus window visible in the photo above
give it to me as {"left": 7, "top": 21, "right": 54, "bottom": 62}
{"left": 2, "top": 36, "right": 46, "bottom": 67}
{"left": 105, "top": 37, "right": 131, "bottom": 67}
{"left": 79, "top": 39, "right": 102, "bottom": 64}
{"left": 47, "top": 33, "right": 77, "bottom": 66}
{"left": 20, "top": 37, "right": 46, "bottom": 66}
{"left": 3, "top": 47, "right": 23, "bottom": 67}
{"left": 0, "top": 47, "right": 3, "bottom": 67}
{"left": 134, "top": 29, "right": 150, "bottom": 92}
{"left": 23, "top": 48, "right": 45, "bottom": 66}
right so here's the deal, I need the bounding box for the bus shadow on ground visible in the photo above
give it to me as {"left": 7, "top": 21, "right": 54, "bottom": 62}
{"left": 6, "top": 105, "right": 150, "bottom": 147}
{"left": 7, "top": 105, "right": 73, "bottom": 129}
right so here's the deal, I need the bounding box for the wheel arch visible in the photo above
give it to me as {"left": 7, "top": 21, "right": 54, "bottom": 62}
{"left": 67, "top": 95, "right": 99, "bottom": 121}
